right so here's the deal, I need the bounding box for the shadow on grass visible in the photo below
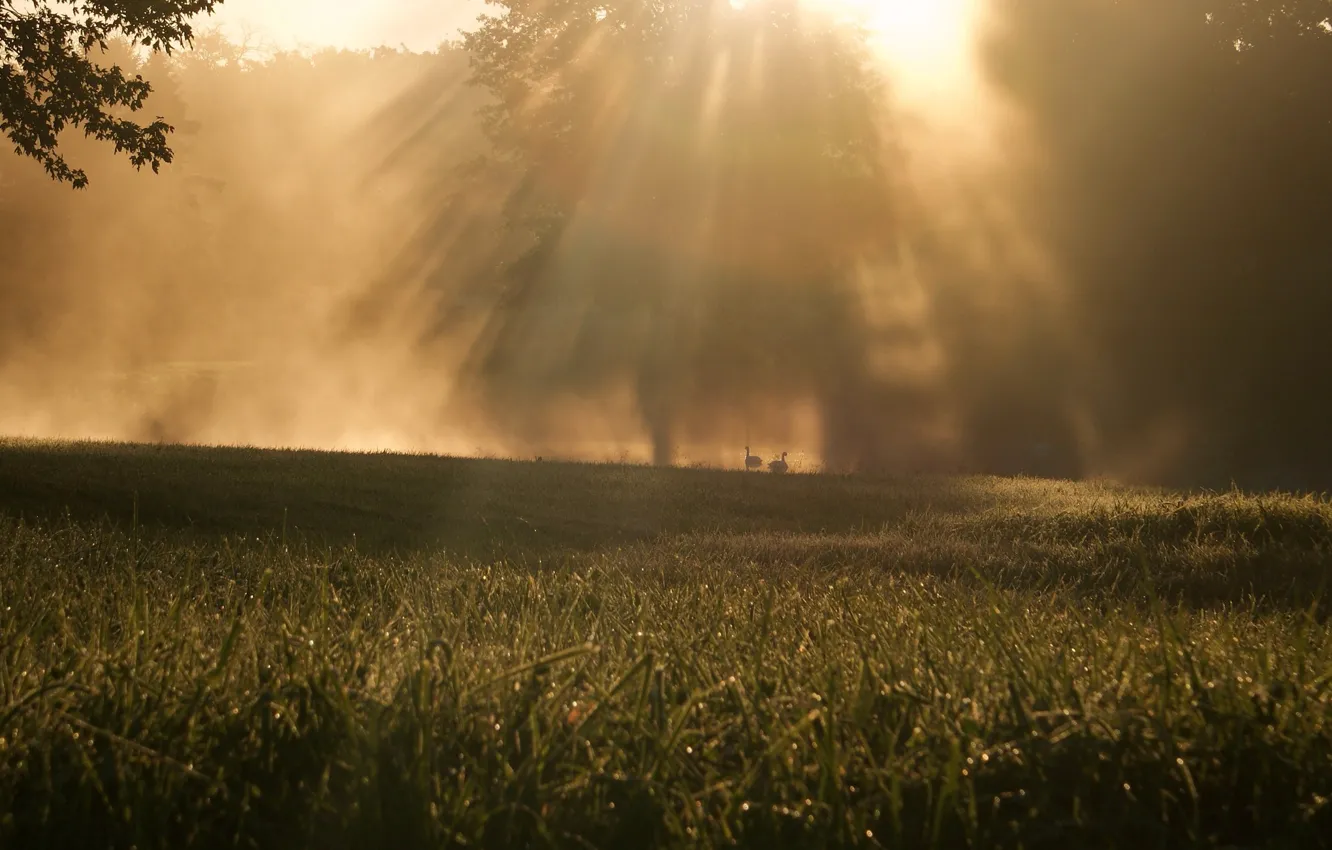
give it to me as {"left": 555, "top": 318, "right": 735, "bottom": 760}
{"left": 2, "top": 439, "right": 1330, "bottom": 610}
{"left": 0, "top": 440, "right": 1030, "bottom": 557}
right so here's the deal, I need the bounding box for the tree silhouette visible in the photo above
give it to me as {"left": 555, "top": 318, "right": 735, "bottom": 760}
{"left": 0, "top": 0, "right": 221, "bottom": 188}
{"left": 983, "top": 0, "right": 1332, "bottom": 488}
{"left": 457, "top": 0, "right": 917, "bottom": 466}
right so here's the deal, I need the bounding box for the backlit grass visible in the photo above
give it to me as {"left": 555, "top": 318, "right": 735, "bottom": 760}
{"left": 1, "top": 440, "right": 1331, "bottom": 848}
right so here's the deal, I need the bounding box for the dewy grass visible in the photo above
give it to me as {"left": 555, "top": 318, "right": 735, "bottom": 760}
{"left": 1, "top": 442, "right": 1332, "bottom": 848}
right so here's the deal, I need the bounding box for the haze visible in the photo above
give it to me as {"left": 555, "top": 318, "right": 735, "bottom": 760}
{"left": 208, "top": 0, "right": 478, "bottom": 52}
{"left": 3, "top": 0, "right": 1330, "bottom": 490}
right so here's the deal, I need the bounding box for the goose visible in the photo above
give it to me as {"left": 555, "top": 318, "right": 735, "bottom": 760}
{"left": 745, "top": 446, "right": 762, "bottom": 470}
{"left": 768, "top": 452, "right": 789, "bottom": 474}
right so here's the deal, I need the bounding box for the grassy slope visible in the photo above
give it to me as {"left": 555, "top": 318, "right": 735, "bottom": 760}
{"left": 0, "top": 439, "right": 1040, "bottom": 554}
{"left": 1, "top": 439, "right": 1331, "bottom": 848}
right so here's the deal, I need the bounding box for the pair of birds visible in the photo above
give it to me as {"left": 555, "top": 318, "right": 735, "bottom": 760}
{"left": 745, "top": 446, "right": 788, "bottom": 474}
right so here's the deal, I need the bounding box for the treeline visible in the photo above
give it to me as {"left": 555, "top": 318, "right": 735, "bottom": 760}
{"left": 981, "top": 0, "right": 1332, "bottom": 489}
{"left": 428, "top": 0, "right": 1332, "bottom": 488}
{"left": 2, "top": 1, "right": 1330, "bottom": 488}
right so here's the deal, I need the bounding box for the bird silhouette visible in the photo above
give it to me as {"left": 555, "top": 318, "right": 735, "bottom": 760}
{"left": 745, "top": 445, "right": 762, "bottom": 470}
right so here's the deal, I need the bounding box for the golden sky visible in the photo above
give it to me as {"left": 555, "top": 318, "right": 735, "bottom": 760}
{"left": 204, "top": 0, "right": 979, "bottom": 81}
{"left": 205, "top": 0, "right": 481, "bottom": 52}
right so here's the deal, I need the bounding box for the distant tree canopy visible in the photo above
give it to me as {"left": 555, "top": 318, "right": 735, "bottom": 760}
{"left": 983, "top": 0, "right": 1332, "bottom": 488}
{"left": 466, "top": 0, "right": 891, "bottom": 274}
{"left": 457, "top": 0, "right": 919, "bottom": 467}
{"left": 0, "top": 0, "right": 222, "bottom": 188}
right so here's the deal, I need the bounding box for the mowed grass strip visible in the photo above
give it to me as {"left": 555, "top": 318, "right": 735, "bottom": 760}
{"left": 1, "top": 440, "right": 1331, "bottom": 848}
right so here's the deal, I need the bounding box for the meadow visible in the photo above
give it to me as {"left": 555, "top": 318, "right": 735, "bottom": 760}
{"left": 1, "top": 439, "right": 1331, "bottom": 848}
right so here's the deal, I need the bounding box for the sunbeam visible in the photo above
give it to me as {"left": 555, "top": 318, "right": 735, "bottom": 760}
{"left": 802, "top": 0, "right": 982, "bottom": 98}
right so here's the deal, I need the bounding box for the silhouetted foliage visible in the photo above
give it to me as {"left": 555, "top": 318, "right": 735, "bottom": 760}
{"left": 455, "top": 0, "right": 928, "bottom": 468}
{"left": 0, "top": 0, "right": 221, "bottom": 187}
{"left": 983, "top": 0, "right": 1332, "bottom": 489}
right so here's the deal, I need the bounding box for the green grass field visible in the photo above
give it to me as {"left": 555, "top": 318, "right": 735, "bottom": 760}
{"left": 2, "top": 439, "right": 1331, "bottom": 848}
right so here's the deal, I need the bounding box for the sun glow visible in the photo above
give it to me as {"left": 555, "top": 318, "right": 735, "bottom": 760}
{"left": 802, "top": 0, "right": 981, "bottom": 88}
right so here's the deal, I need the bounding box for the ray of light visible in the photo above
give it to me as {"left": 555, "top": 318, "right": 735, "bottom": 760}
{"left": 801, "top": 0, "right": 981, "bottom": 91}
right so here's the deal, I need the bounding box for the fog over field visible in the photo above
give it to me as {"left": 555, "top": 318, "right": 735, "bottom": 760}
{"left": 2, "top": 0, "right": 1330, "bottom": 490}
